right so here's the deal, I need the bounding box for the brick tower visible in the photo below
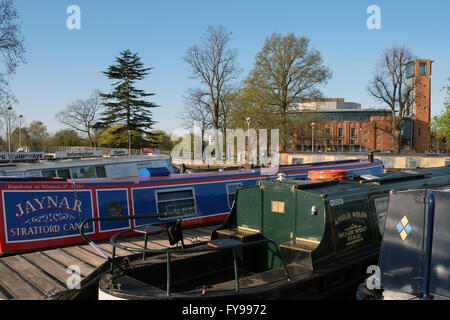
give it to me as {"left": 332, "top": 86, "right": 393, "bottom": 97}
{"left": 406, "top": 59, "right": 432, "bottom": 153}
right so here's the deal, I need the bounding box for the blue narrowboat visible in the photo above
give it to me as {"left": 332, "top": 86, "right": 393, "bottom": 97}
{"left": 0, "top": 159, "right": 382, "bottom": 255}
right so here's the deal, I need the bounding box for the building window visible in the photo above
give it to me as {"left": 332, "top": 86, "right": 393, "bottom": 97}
{"left": 351, "top": 139, "right": 356, "bottom": 145}
{"left": 364, "top": 139, "right": 369, "bottom": 143}
{"left": 351, "top": 128, "right": 356, "bottom": 137}
{"left": 418, "top": 128, "right": 421, "bottom": 136}
{"left": 419, "top": 62, "right": 427, "bottom": 76}
{"left": 406, "top": 62, "right": 414, "bottom": 78}
{"left": 325, "top": 128, "right": 331, "bottom": 138}
{"left": 364, "top": 130, "right": 369, "bottom": 135}
{"left": 156, "top": 189, "right": 196, "bottom": 217}
{"left": 338, "top": 128, "right": 344, "bottom": 137}
{"left": 326, "top": 140, "right": 331, "bottom": 147}
{"left": 300, "top": 128, "right": 305, "bottom": 137}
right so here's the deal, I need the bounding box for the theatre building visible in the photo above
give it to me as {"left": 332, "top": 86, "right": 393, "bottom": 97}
{"left": 291, "top": 59, "right": 432, "bottom": 153}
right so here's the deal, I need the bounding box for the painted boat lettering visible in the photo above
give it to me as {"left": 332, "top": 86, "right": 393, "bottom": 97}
{"left": 330, "top": 198, "right": 344, "bottom": 206}
{"left": 15, "top": 196, "right": 83, "bottom": 218}
{"left": 3, "top": 191, "right": 94, "bottom": 243}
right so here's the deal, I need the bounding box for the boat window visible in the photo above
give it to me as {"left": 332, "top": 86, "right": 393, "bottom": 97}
{"left": 70, "top": 166, "right": 97, "bottom": 178}
{"left": 156, "top": 189, "right": 196, "bottom": 218}
{"left": 374, "top": 197, "right": 389, "bottom": 236}
{"left": 42, "top": 169, "right": 57, "bottom": 178}
{"left": 95, "top": 166, "right": 107, "bottom": 178}
{"left": 226, "top": 183, "right": 242, "bottom": 208}
{"left": 57, "top": 169, "right": 71, "bottom": 179}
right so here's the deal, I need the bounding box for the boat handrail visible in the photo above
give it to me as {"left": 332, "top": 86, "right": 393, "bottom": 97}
{"left": 110, "top": 228, "right": 291, "bottom": 296}
{"left": 79, "top": 214, "right": 179, "bottom": 274}
{"left": 80, "top": 215, "right": 291, "bottom": 296}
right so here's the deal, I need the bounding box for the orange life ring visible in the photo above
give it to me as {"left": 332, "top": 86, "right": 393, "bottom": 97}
{"left": 307, "top": 169, "right": 348, "bottom": 180}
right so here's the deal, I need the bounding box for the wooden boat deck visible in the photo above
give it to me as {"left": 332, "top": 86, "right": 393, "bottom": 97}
{"left": 0, "top": 224, "right": 217, "bottom": 300}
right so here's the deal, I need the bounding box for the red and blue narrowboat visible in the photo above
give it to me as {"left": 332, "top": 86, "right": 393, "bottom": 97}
{"left": 0, "top": 159, "right": 383, "bottom": 256}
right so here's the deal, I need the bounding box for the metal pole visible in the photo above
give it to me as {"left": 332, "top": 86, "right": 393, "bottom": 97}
{"left": 166, "top": 251, "right": 171, "bottom": 296}
{"left": 18, "top": 114, "right": 23, "bottom": 150}
{"left": 128, "top": 130, "right": 131, "bottom": 157}
{"left": 7, "top": 106, "right": 12, "bottom": 153}
{"left": 422, "top": 192, "right": 435, "bottom": 300}
{"left": 360, "top": 128, "right": 362, "bottom": 153}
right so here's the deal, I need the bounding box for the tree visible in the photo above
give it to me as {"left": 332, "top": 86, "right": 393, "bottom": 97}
{"left": 431, "top": 78, "right": 450, "bottom": 149}
{"left": 51, "top": 129, "right": 83, "bottom": 146}
{"left": 55, "top": 90, "right": 103, "bottom": 147}
{"left": 150, "top": 130, "right": 177, "bottom": 151}
{"left": 28, "top": 120, "right": 49, "bottom": 147}
{"left": 0, "top": 0, "right": 25, "bottom": 105}
{"left": 95, "top": 50, "right": 158, "bottom": 149}
{"left": 179, "top": 89, "right": 213, "bottom": 149}
{"left": 244, "top": 33, "right": 332, "bottom": 151}
{"left": 368, "top": 46, "right": 416, "bottom": 153}
{"left": 183, "top": 26, "right": 241, "bottom": 157}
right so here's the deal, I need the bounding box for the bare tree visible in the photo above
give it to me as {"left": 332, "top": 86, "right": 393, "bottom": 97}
{"left": 184, "top": 25, "right": 241, "bottom": 157}
{"left": 0, "top": 0, "right": 25, "bottom": 75}
{"left": 244, "top": 33, "right": 332, "bottom": 151}
{"left": 368, "top": 46, "right": 416, "bottom": 152}
{"left": 55, "top": 90, "right": 103, "bottom": 147}
{"left": 179, "top": 88, "right": 213, "bottom": 144}
{"left": 0, "top": 0, "right": 25, "bottom": 145}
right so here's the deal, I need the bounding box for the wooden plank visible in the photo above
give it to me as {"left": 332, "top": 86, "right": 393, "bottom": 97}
{"left": 60, "top": 246, "right": 106, "bottom": 266}
{"left": 0, "top": 260, "right": 43, "bottom": 300}
{"left": 0, "top": 280, "right": 13, "bottom": 300}
{"left": 1, "top": 255, "right": 66, "bottom": 297}
{"left": 23, "top": 251, "right": 81, "bottom": 285}
{"left": 43, "top": 249, "right": 95, "bottom": 277}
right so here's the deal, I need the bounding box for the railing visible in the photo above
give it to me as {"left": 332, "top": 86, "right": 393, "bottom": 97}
{"left": 80, "top": 215, "right": 291, "bottom": 297}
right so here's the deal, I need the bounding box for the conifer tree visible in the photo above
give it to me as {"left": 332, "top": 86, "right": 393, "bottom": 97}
{"left": 96, "top": 50, "right": 158, "bottom": 149}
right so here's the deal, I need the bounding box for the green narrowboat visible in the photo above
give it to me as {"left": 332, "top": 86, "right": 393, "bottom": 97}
{"left": 93, "top": 167, "right": 450, "bottom": 300}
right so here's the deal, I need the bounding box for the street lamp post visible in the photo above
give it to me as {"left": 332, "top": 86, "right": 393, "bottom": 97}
{"left": 6, "top": 106, "right": 12, "bottom": 153}
{"left": 380, "top": 131, "right": 383, "bottom": 153}
{"left": 359, "top": 127, "right": 362, "bottom": 153}
{"left": 311, "top": 123, "right": 316, "bottom": 153}
{"left": 128, "top": 130, "right": 131, "bottom": 157}
{"left": 246, "top": 117, "right": 251, "bottom": 164}
{"left": 18, "top": 114, "right": 23, "bottom": 151}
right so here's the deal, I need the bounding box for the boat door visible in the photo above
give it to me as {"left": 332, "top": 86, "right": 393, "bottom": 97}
{"left": 262, "top": 185, "right": 296, "bottom": 245}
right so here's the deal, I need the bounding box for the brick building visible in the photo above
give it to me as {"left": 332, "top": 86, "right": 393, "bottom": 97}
{"left": 291, "top": 59, "right": 432, "bottom": 153}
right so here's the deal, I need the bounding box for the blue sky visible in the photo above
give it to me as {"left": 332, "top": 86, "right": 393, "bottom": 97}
{"left": 9, "top": 0, "right": 450, "bottom": 134}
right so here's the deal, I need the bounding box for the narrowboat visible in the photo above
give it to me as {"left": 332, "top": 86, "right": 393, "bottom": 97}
{"left": 92, "top": 167, "right": 450, "bottom": 300}
{"left": 0, "top": 153, "right": 174, "bottom": 179}
{"left": 0, "top": 159, "right": 382, "bottom": 255}
{"left": 356, "top": 188, "right": 450, "bottom": 300}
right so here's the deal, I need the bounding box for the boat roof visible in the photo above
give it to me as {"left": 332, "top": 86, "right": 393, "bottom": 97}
{"left": 0, "top": 154, "right": 170, "bottom": 173}
{"left": 266, "top": 167, "right": 450, "bottom": 198}
{"left": 71, "top": 159, "right": 379, "bottom": 185}
{"left": 0, "top": 158, "right": 381, "bottom": 186}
